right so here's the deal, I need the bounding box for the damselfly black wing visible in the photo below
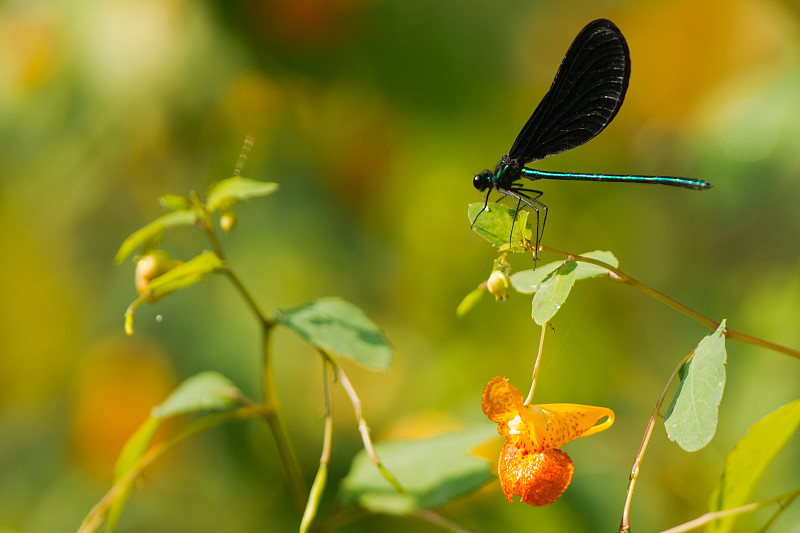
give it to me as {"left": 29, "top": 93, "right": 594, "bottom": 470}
{"left": 508, "top": 19, "right": 630, "bottom": 165}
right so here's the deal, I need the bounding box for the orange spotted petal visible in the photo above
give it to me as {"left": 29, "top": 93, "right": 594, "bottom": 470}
{"left": 482, "top": 377, "right": 544, "bottom": 445}
{"left": 498, "top": 442, "right": 574, "bottom": 506}
{"left": 531, "top": 403, "right": 615, "bottom": 449}
{"left": 481, "top": 376, "right": 522, "bottom": 425}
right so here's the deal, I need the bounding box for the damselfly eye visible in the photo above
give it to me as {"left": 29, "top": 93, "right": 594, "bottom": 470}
{"left": 473, "top": 170, "right": 493, "bottom": 191}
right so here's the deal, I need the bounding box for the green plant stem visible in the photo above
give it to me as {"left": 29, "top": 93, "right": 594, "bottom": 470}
{"left": 77, "top": 406, "right": 270, "bottom": 533}
{"left": 321, "top": 350, "right": 404, "bottom": 493}
{"left": 540, "top": 245, "right": 800, "bottom": 361}
{"left": 524, "top": 323, "right": 547, "bottom": 405}
{"left": 261, "top": 323, "right": 308, "bottom": 512}
{"left": 198, "top": 204, "right": 304, "bottom": 509}
{"left": 200, "top": 204, "right": 273, "bottom": 327}
{"left": 658, "top": 486, "right": 800, "bottom": 533}
{"left": 412, "top": 509, "right": 480, "bottom": 533}
{"left": 299, "top": 361, "right": 334, "bottom": 533}
{"left": 619, "top": 351, "right": 693, "bottom": 533}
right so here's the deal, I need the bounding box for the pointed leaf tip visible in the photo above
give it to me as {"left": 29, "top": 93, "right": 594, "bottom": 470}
{"left": 276, "top": 297, "right": 392, "bottom": 369}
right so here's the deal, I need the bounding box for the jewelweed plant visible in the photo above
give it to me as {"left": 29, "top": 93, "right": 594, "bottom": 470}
{"left": 79, "top": 154, "right": 799, "bottom": 533}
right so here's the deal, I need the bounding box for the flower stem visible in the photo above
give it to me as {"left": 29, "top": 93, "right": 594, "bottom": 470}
{"left": 540, "top": 245, "right": 800, "bottom": 361}
{"left": 619, "top": 351, "right": 693, "bottom": 532}
{"left": 524, "top": 323, "right": 547, "bottom": 405}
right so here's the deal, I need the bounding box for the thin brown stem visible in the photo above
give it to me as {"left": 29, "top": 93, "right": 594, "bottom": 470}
{"left": 539, "top": 245, "right": 800, "bottom": 360}
{"left": 321, "top": 350, "right": 404, "bottom": 493}
{"left": 619, "top": 351, "right": 694, "bottom": 532}
{"left": 412, "top": 509, "right": 481, "bottom": 533}
{"left": 658, "top": 486, "right": 800, "bottom": 533}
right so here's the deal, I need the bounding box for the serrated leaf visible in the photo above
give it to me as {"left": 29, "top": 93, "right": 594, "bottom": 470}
{"left": 664, "top": 321, "right": 727, "bottom": 451}
{"left": 456, "top": 285, "right": 486, "bottom": 317}
{"left": 340, "top": 425, "right": 496, "bottom": 514}
{"left": 152, "top": 371, "right": 241, "bottom": 419}
{"left": 276, "top": 297, "right": 392, "bottom": 369}
{"left": 706, "top": 399, "right": 800, "bottom": 533}
{"left": 146, "top": 251, "right": 224, "bottom": 299}
{"left": 532, "top": 260, "right": 578, "bottom": 325}
{"left": 115, "top": 210, "right": 197, "bottom": 264}
{"left": 105, "top": 417, "right": 161, "bottom": 532}
{"left": 206, "top": 177, "right": 279, "bottom": 212}
{"left": 467, "top": 202, "right": 532, "bottom": 249}
{"left": 511, "top": 250, "right": 618, "bottom": 294}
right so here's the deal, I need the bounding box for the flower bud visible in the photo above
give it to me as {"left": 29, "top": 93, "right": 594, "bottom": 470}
{"left": 487, "top": 269, "right": 510, "bottom": 301}
{"left": 135, "top": 250, "right": 180, "bottom": 296}
{"left": 220, "top": 211, "right": 237, "bottom": 233}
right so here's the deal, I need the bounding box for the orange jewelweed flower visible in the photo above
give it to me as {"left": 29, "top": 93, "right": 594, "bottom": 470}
{"left": 481, "top": 377, "right": 615, "bottom": 506}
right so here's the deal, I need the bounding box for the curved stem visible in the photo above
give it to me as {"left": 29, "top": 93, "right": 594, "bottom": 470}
{"left": 412, "top": 509, "right": 481, "bottom": 533}
{"left": 524, "top": 323, "right": 547, "bottom": 405}
{"left": 299, "top": 360, "right": 333, "bottom": 533}
{"left": 78, "top": 406, "right": 270, "bottom": 533}
{"left": 540, "top": 245, "right": 800, "bottom": 360}
{"left": 261, "top": 323, "right": 308, "bottom": 512}
{"left": 199, "top": 202, "right": 273, "bottom": 328}
{"left": 657, "top": 486, "right": 800, "bottom": 533}
{"left": 198, "top": 203, "right": 303, "bottom": 508}
{"left": 321, "top": 350, "right": 404, "bottom": 493}
{"left": 619, "top": 351, "right": 693, "bottom": 532}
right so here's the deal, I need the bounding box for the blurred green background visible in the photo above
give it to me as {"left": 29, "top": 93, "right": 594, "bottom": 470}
{"left": 1, "top": 0, "right": 799, "bottom": 531}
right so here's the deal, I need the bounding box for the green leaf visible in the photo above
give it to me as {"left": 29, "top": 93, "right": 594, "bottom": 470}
{"left": 146, "top": 251, "right": 224, "bottom": 299}
{"left": 106, "top": 417, "right": 161, "bottom": 532}
{"left": 340, "top": 425, "right": 496, "bottom": 514}
{"left": 664, "top": 321, "right": 727, "bottom": 451}
{"left": 510, "top": 262, "right": 562, "bottom": 294}
{"left": 456, "top": 285, "right": 486, "bottom": 317}
{"left": 104, "top": 372, "right": 241, "bottom": 531}
{"left": 467, "top": 202, "right": 532, "bottom": 249}
{"left": 115, "top": 210, "right": 196, "bottom": 264}
{"left": 159, "top": 194, "right": 191, "bottom": 211}
{"left": 206, "top": 177, "right": 279, "bottom": 212}
{"left": 511, "top": 250, "right": 618, "bottom": 294}
{"left": 706, "top": 399, "right": 800, "bottom": 533}
{"left": 532, "top": 260, "right": 579, "bottom": 325}
{"left": 276, "top": 297, "right": 392, "bottom": 370}
{"left": 152, "top": 371, "right": 241, "bottom": 419}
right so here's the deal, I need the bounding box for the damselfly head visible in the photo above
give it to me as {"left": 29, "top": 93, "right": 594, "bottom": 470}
{"left": 473, "top": 170, "right": 494, "bottom": 191}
